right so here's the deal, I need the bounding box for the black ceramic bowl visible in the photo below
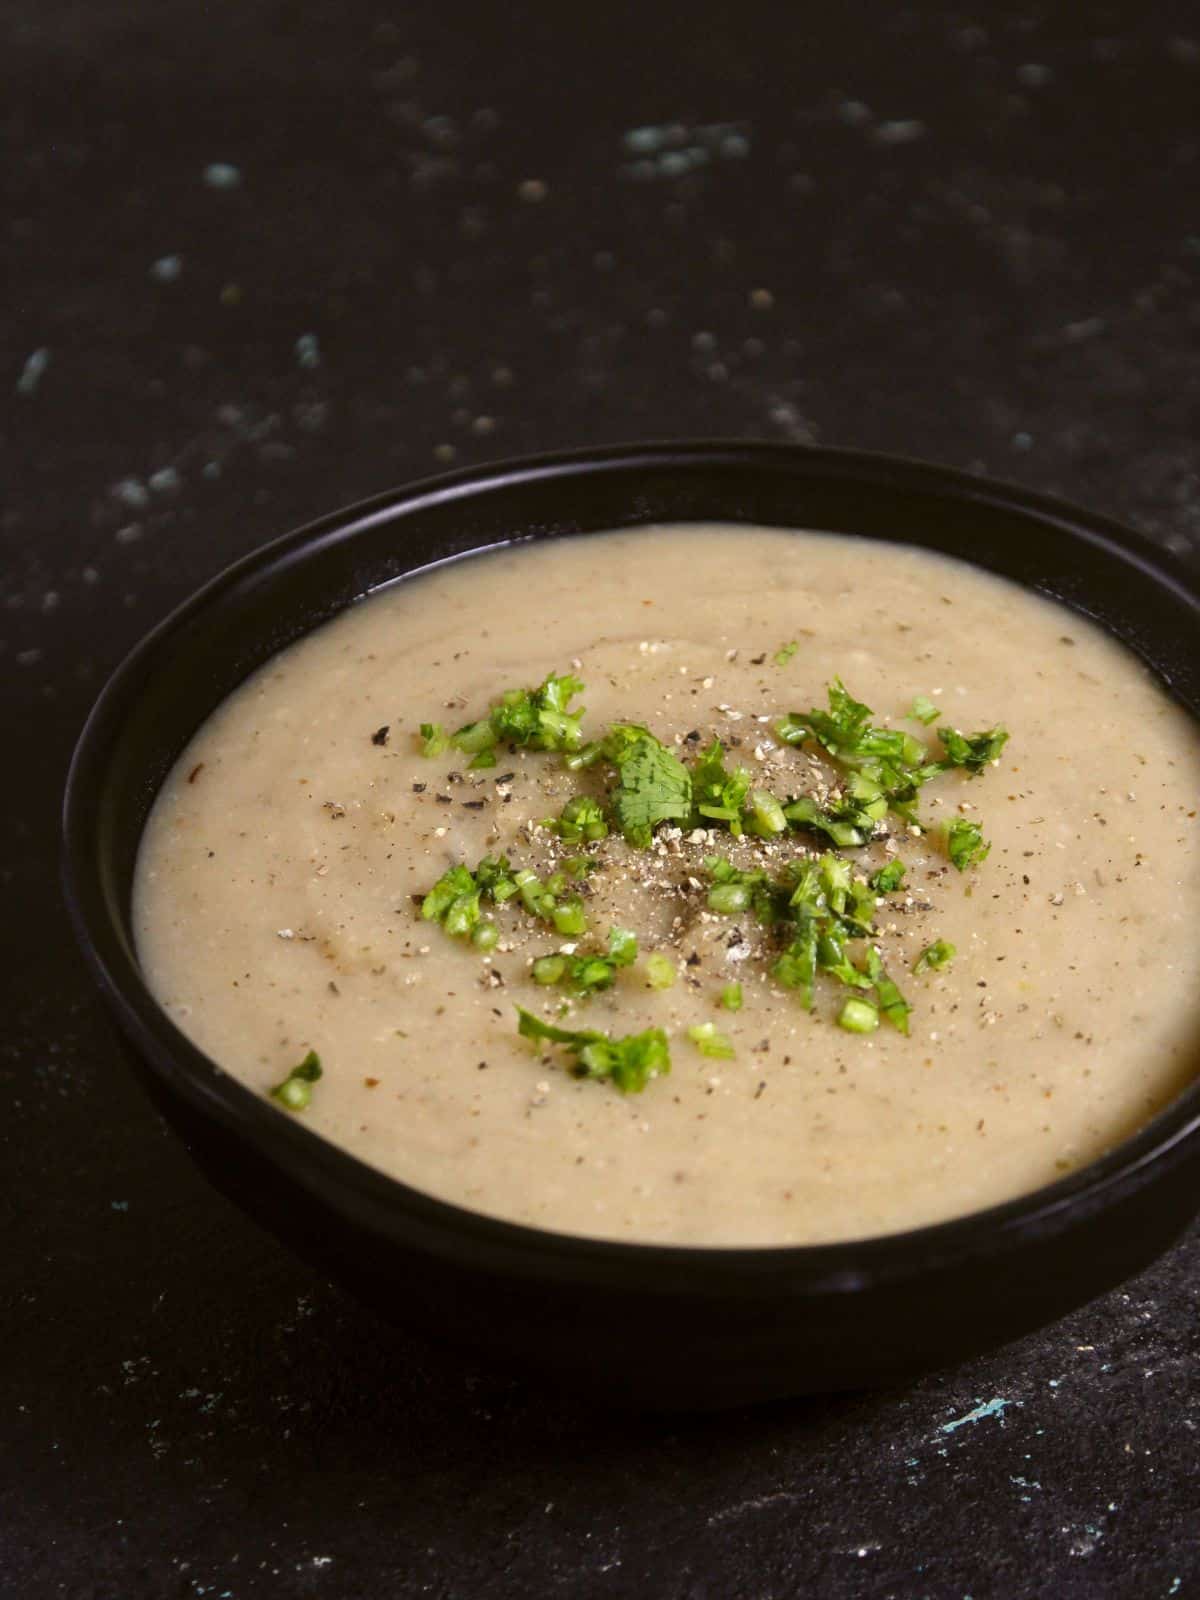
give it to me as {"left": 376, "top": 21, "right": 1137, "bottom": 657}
{"left": 64, "top": 443, "right": 1200, "bottom": 1408}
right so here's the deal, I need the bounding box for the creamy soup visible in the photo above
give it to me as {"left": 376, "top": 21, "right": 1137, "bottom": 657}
{"left": 134, "top": 526, "right": 1200, "bottom": 1245}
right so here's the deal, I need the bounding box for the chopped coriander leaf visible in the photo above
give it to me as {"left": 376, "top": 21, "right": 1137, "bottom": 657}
{"left": 774, "top": 712, "right": 811, "bottom": 747}
{"left": 773, "top": 918, "right": 818, "bottom": 1010}
{"left": 687, "top": 1021, "right": 736, "bottom": 1059}
{"left": 854, "top": 755, "right": 942, "bottom": 825}
{"left": 563, "top": 739, "right": 604, "bottom": 772}
{"left": 708, "top": 880, "right": 754, "bottom": 915}
{"left": 514, "top": 866, "right": 554, "bottom": 918}
{"left": 516, "top": 1008, "right": 670, "bottom": 1093}
{"left": 842, "top": 877, "right": 878, "bottom": 935}
{"left": 550, "top": 897, "right": 588, "bottom": 937}
{"left": 816, "top": 925, "right": 873, "bottom": 990}
{"left": 270, "top": 1049, "right": 322, "bottom": 1111}
{"left": 450, "top": 718, "right": 496, "bottom": 754}
{"left": 570, "top": 956, "right": 620, "bottom": 991}
{"left": 946, "top": 817, "right": 991, "bottom": 871}
{"left": 475, "top": 854, "right": 520, "bottom": 902}
{"left": 786, "top": 859, "right": 824, "bottom": 915}
{"left": 838, "top": 997, "right": 879, "bottom": 1034}
{"left": 776, "top": 680, "right": 944, "bottom": 833}
{"left": 562, "top": 856, "right": 596, "bottom": 878}
{"left": 812, "top": 678, "right": 873, "bottom": 755}
{"left": 777, "top": 678, "right": 876, "bottom": 760}
{"left": 914, "top": 939, "right": 956, "bottom": 973}
{"left": 910, "top": 695, "right": 940, "bottom": 725}
{"left": 691, "top": 739, "right": 752, "bottom": 834}
{"left": 418, "top": 721, "right": 451, "bottom": 757}
{"left": 869, "top": 860, "right": 906, "bottom": 893}
{"left": 704, "top": 857, "right": 782, "bottom": 922}
{"left": 817, "top": 853, "right": 852, "bottom": 916}
{"left": 430, "top": 672, "right": 588, "bottom": 761}
{"left": 746, "top": 788, "right": 788, "bottom": 838}
{"left": 789, "top": 854, "right": 875, "bottom": 934}
{"left": 781, "top": 794, "right": 870, "bottom": 848}
{"left": 544, "top": 794, "right": 609, "bottom": 843}
{"left": 421, "top": 863, "right": 477, "bottom": 924}
{"left": 530, "top": 928, "right": 637, "bottom": 996}
{"left": 603, "top": 724, "right": 693, "bottom": 847}
{"left": 773, "top": 640, "right": 798, "bottom": 666}
{"left": 720, "top": 982, "right": 743, "bottom": 1011}
{"left": 468, "top": 748, "right": 497, "bottom": 770}
{"left": 863, "top": 947, "right": 911, "bottom": 1034}
{"left": 938, "top": 725, "right": 1010, "bottom": 774}
{"left": 645, "top": 952, "right": 677, "bottom": 990}
{"left": 443, "top": 888, "right": 482, "bottom": 938}
{"left": 423, "top": 855, "right": 589, "bottom": 940}
{"left": 488, "top": 671, "right": 587, "bottom": 752}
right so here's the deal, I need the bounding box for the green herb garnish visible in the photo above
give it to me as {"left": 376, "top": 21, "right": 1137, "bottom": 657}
{"left": 516, "top": 1008, "right": 670, "bottom": 1093}
{"left": 421, "top": 862, "right": 483, "bottom": 938}
{"left": 781, "top": 793, "right": 874, "bottom": 848}
{"left": 869, "top": 860, "right": 906, "bottom": 894}
{"left": 420, "top": 671, "right": 588, "bottom": 762}
{"left": 687, "top": 1022, "right": 736, "bottom": 1059}
{"left": 946, "top": 818, "right": 991, "bottom": 871}
{"left": 417, "top": 667, "right": 1010, "bottom": 1061}
{"left": 549, "top": 896, "right": 588, "bottom": 936}
{"left": 863, "top": 947, "right": 911, "bottom": 1034}
{"left": 691, "top": 739, "right": 752, "bottom": 833}
{"left": 816, "top": 924, "right": 875, "bottom": 991}
{"left": 703, "top": 857, "right": 781, "bottom": 921}
{"left": 270, "top": 1049, "right": 322, "bottom": 1111}
{"left": 530, "top": 927, "right": 637, "bottom": 996}
{"left": 706, "top": 853, "right": 907, "bottom": 1024}
{"left": 910, "top": 695, "right": 940, "bottom": 725}
{"left": 746, "top": 788, "right": 788, "bottom": 838}
{"left": 773, "top": 919, "right": 819, "bottom": 1009}
{"left": 776, "top": 680, "right": 952, "bottom": 836}
{"left": 562, "top": 855, "right": 597, "bottom": 879}
{"left": 422, "top": 855, "right": 587, "bottom": 941}
{"left": 419, "top": 721, "right": 451, "bottom": 758}
{"left": 938, "top": 725, "right": 1010, "bottom": 774}
{"left": 777, "top": 679, "right": 925, "bottom": 768}
{"left": 773, "top": 640, "right": 798, "bottom": 666}
{"left": 645, "top": 952, "right": 677, "bottom": 990}
{"left": 914, "top": 939, "right": 956, "bottom": 973}
{"left": 487, "top": 671, "right": 587, "bottom": 752}
{"left": 837, "top": 997, "right": 879, "bottom": 1034}
{"left": 603, "top": 724, "right": 693, "bottom": 847}
{"left": 543, "top": 794, "right": 609, "bottom": 843}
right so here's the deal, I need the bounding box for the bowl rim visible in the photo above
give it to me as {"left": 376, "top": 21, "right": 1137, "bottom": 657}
{"left": 62, "top": 439, "right": 1200, "bottom": 1290}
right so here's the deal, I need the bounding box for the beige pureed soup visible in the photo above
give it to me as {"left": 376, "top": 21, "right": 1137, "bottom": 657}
{"left": 134, "top": 526, "right": 1200, "bottom": 1246}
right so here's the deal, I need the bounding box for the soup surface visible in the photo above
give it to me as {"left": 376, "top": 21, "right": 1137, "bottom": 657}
{"left": 134, "top": 526, "right": 1200, "bottom": 1245}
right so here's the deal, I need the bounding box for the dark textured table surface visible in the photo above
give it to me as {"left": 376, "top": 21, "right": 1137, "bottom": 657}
{"left": 6, "top": 4, "right": 1199, "bottom": 1596}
